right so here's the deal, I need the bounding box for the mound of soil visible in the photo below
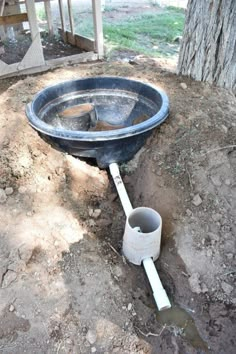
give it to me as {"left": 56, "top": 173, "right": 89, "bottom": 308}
{"left": 0, "top": 60, "right": 235, "bottom": 353}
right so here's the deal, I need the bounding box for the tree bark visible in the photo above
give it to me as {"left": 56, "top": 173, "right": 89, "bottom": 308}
{"left": 178, "top": 0, "right": 236, "bottom": 93}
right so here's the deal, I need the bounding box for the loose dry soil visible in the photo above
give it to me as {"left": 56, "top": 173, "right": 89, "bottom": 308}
{"left": 0, "top": 59, "right": 235, "bottom": 354}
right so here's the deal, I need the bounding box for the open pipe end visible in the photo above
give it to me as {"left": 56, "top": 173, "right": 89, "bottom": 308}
{"left": 153, "top": 289, "right": 171, "bottom": 311}
{"left": 143, "top": 257, "right": 171, "bottom": 311}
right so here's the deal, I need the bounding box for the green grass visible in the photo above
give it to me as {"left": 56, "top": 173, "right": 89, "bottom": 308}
{"left": 36, "top": 6, "right": 46, "bottom": 21}
{"left": 74, "top": 6, "right": 185, "bottom": 58}
{"left": 103, "top": 7, "right": 185, "bottom": 57}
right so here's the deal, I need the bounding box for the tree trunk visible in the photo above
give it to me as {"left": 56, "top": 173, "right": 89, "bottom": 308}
{"left": 178, "top": 0, "right": 236, "bottom": 93}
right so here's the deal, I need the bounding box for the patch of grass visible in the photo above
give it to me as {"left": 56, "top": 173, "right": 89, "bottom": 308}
{"left": 36, "top": 7, "right": 46, "bottom": 21}
{"left": 166, "top": 6, "right": 185, "bottom": 14}
{"left": 74, "top": 6, "right": 184, "bottom": 58}
{"left": 75, "top": 17, "right": 94, "bottom": 38}
{"left": 103, "top": 7, "right": 184, "bottom": 57}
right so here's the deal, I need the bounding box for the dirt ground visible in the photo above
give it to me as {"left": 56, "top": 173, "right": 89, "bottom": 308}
{"left": 0, "top": 32, "right": 83, "bottom": 65}
{"left": 0, "top": 58, "right": 235, "bottom": 354}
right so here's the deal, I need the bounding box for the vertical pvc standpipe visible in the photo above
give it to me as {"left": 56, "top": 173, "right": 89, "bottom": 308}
{"left": 109, "top": 163, "right": 171, "bottom": 311}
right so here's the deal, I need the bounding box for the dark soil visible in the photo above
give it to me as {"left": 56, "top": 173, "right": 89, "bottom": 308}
{"left": 0, "top": 32, "right": 83, "bottom": 65}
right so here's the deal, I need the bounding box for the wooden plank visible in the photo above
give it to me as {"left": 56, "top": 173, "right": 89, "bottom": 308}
{"left": 25, "top": 0, "right": 40, "bottom": 39}
{"left": 47, "top": 52, "right": 98, "bottom": 66}
{"left": 0, "top": 26, "right": 6, "bottom": 40}
{"left": 4, "top": 0, "right": 51, "bottom": 5}
{"left": 0, "top": 13, "right": 28, "bottom": 25}
{"left": 66, "top": 30, "right": 75, "bottom": 45}
{"left": 0, "top": 0, "right": 6, "bottom": 39}
{"left": 0, "top": 52, "right": 99, "bottom": 78}
{"left": 67, "top": 0, "right": 75, "bottom": 38}
{"left": 0, "top": 59, "right": 18, "bottom": 76}
{"left": 58, "top": 28, "right": 95, "bottom": 52}
{"left": 25, "top": 0, "right": 44, "bottom": 64}
{"left": 92, "top": 0, "right": 104, "bottom": 59}
{"left": 0, "top": 0, "right": 6, "bottom": 16}
{"left": 74, "top": 34, "right": 94, "bottom": 52}
{"left": 44, "top": 0, "right": 53, "bottom": 36}
{"left": 18, "top": 33, "right": 45, "bottom": 70}
{"left": 58, "top": 0, "right": 65, "bottom": 32}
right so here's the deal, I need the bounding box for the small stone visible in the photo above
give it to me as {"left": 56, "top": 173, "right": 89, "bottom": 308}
{"left": 201, "top": 283, "right": 208, "bottom": 293}
{"left": 113, "top": 265, "right": 123, "bottom": 278}
{"left": 86, "top": 330, "right": 97, "bottom": 345}
{"left": 221, "top": 124, "right": 228, "bottom": 133}
{"left": 127, "top": 303, "right": 132, "bottom": 311}
{"left": 225, "top": 179, "right": 231, "bottom": 186}
{"left": 208, "top": 232, "right": 220, "bottom": 243}
{"left": 231, "top": 298, "right": 236, "bottom": 305}
{"left": 226, "top": 253, "right": 233, "bottom": 260}
{"left": 186, "top": 209, "right": 192, "bottom": 217}
{"left": 212, "top": 213, "right": 222, "bottom": 222}
{"left": 91, "top": 347, "right": 96, "bottom": 353}
{"left": 1, "top": 270, "right": 17, "bottom": 288}
{"left": 0, "top": 189, "right": 7, "bottom": 203}
{"left": 206, "top": 249, "right": 212, "bottom": 258}
{"left": 9, "top": 304, "right": 15, "bottom": 312}
{"left": 18, "top": 245, "right": 33, "bottom": 264}
{"left": 210, "top": 175, "right": 222, "bottom": 187}
{"left": 189, "top": 273, "right": 201, "bottom": 294}
{"left": 88, "top": 219, "right": 96, "bottom": 227}
{"left": 192, "top": 194, "right": 202, "bottom": 206}
{"left": 221, "top": 281, "right": 233, "bottom": 295}
{"left": 2, "top": 138, "right": 9, "bottom": 146}
{"left": 88, "top": 208, "right": 94, "bottom": 217}
{"left": 5, "top": 187, "right": 14, "bottom": 196}
{"left": 172, "top": 212, "right": 178, "bottom": 220}
{"left": 93, "top": 209, "right": 101, "bottom": 219}
{"left": 26, "top": 211, "right": 33, "bottom": 217}
{"left": 180, "top": 82, "right": 187, "bottom": 90}
{"left": 18, "top": 186, "right": 27, "bottom": 194}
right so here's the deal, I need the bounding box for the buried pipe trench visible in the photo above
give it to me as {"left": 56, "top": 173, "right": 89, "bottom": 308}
{"left": 26, "top": 76, "right": 171, "bottom": 311}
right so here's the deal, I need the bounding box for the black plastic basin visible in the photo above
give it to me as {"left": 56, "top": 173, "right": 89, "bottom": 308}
{"left": 26, "top": 76, "right": 169, "bottom": 168}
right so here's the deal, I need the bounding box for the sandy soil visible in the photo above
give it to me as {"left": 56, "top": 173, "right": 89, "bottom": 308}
{"left": 0, "top": 59, "right": 235, "bottom": 354}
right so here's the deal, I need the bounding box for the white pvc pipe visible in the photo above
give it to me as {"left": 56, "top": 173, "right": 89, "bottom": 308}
{"left": 123, "top": 207, "right": 162, "bottom": 265}
{"left": 143, "top": 257, "right": 171, "bottom": 311}
{"left": 109, "top": 163, "right": 133, "bottom": 217}
{"left": 109, "top": 163, "right": 171, "bottom": 311}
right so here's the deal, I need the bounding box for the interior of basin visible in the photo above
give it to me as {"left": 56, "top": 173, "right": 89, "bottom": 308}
{"left": 39, "top": 89, "right": 159, "bottom": 130}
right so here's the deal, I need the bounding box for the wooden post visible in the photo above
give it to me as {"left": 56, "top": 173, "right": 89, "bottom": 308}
{"left": 67, "top": 0, "right": 74, "bottom": 36}
{"left": 0, "top": 0, "right": 6, "bottom": 16}
{"left": 92, "top": 0, "right": 104, "bottom": 59}
{"left": 25, "top": 0, "right": 44, "bottom": 66}
{"left": 0, "top": 0, "right": 6, "bottom": 40}
{"left": 58, "top": 0, "right": 66, "bottom": 41}
{"left": 44, "top": 0, "right": 54, "bottom": 36}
